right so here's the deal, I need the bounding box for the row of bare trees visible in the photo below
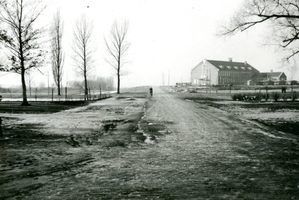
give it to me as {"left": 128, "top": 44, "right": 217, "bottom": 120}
{"left": 2, "top": 0, "right": 299, "bottom": 105}
{"left": 0, "top": 0, "right": 130, "bottom": 105}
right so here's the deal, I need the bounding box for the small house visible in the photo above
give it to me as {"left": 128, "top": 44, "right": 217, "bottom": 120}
{"left": 251, "top": 71, "right": 287, "bottom": 85}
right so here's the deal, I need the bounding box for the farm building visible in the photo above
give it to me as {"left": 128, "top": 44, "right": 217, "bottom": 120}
{"left": 191, "top": 59, "right": 259, "bottom": 86}
{"left": 251, "top": 71, "right": 287, "bottom": 85}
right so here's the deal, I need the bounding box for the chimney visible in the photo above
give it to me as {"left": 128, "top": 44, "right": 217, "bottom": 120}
{"left": 228, "top": 57, "right": 233, "bottom": 62}
{"left": 244, "top": 61, "right": 247, "bottom": 65}
{"left": 271, "top": 69, "right": 273, "bottom": 73}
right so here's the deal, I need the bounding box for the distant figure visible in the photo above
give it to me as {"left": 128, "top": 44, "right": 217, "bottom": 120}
{"left": 281, "top": 86, "right": 287, "bottom": 93}
{"left": 149, "top": 87, "right": 153, "bottom": 96}
{"left": 0, "top": 117, "right": 2, "bottom": 136}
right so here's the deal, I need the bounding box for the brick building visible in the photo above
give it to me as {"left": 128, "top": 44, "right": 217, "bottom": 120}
{"left": 191, "top": 59, "right": 259, "bottom": 86}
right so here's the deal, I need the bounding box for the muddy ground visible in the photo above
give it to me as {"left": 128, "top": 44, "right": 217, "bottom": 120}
{"left": 0, "top": 87, "right": 299, "bottom": 199}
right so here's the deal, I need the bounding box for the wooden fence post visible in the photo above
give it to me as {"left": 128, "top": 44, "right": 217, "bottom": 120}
{"left": 52, "top": 88, "right": 54, "bottom": 101}
{"left": 89, "top": 88, "right": 91, "bottom": 100}
{"left": 35, "top": 88, "right": 37, "bottom": 101}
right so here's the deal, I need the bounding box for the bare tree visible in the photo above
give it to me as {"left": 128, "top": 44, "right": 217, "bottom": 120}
{"left": 0, "top": 0, "right": 46, "bottom": 106}
{"left": 220, "top": 0, "right": 299, "bottom": 60}
{"left": 71, "top": 14, "right": 95, "bottom": 100}
{"left": 105, "top": 20, "right": 130, "bottom": 94}
{"left": 50, "top": 9, "right": 64, "bottom": 96}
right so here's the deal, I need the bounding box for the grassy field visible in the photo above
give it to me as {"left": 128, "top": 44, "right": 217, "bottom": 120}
{"left": 0, "top": 87, "right": 113, "bottom": 102}
{"left": 174, "top": 89, "right": 299, "bottom": 136}
{"left": 0, "top": 86, "right": 149, "bottom": 114}
{"left": 0, "top": 101, "right": 89, "bottom": 114}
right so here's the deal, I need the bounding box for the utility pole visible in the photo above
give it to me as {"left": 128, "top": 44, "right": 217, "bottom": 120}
{"left": 47, "top": 71, "right": 49, "bottom": 96}
{"left": 162, "top": 71, "right": 165, "bottom": 86}
{"left": 168, "top": 70, "right": 170, "bottom": 86}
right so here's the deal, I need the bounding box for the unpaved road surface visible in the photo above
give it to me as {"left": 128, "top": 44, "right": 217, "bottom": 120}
{"left": 1, "top": 87, "right": 299, "bottom": 199}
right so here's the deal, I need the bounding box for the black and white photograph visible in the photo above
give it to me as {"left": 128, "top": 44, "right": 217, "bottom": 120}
{"left": 0, "top": 0, "right": 299, "bottom": 199}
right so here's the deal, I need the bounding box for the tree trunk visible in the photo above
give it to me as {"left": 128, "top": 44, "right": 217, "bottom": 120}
{"left": 20, "top": 39, "right": 29, "bottom": 106}
{"left": 57, "top": 74, "right": 61, "bottom": 96}
{"left": 117, "top": 73, "right": 120, "bottom": 94}
{"left": 84, "top": 76, "right": 88, "bottom": 95}
{"left": 19, "top": 18, "right": 29, "bottom": 106}
{"left": 117, "top": 60, "right": 120, "bottom": 94}
{"left": 84, "top": 70, "right": 88, "bottom": 100}
{"left": 58, "top": 84, "right": 61, "bottom": 96}
{"left": 21, "top": 68, "right": 29, "bottom": 106}
{"left": 83, "top": 44, "right": 88, "bottom": 100}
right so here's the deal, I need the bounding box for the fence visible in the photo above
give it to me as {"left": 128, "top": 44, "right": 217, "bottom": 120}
{"left": 184, "top": 84, "right": 299, "bottom": 94}
{"left": 0, "top": 87, "right": 115, "bottom": 102}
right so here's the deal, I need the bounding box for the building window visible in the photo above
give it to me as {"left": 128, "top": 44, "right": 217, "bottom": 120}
{"left": 241, "top": 67, "right": 245, "bottom": 70}
{"left": 219, "top": 65, "right": 224, "bottom": 69}
{"left": 227, "top": 66, "right": 231, "bottom": 69}
{"left": 247, "top": 67, "right": 252, "bottom": 70}
{"left": 234, "top": 66, "right": 239, "bottom": 69}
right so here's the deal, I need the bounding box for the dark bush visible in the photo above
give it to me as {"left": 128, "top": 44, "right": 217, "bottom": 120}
{"left": 231, "top": 93, "right": 244, "bottom": 101}
{"left": 282, "top": 93, "right": 288, "bottom": 101}
{"left": 232, "top": 92, "right": 262, "bottom": 101}
{"left": 263, "top": 93, "right": 270, "bottom": 101}
{"left": 231, "top": 91, "right": 296, "bottom": 102}
{"left": 292, "top": 92, "right": 298, "bottom": 102}
{"left": 231, "top": 94, "right": 238, "bottom": 101}
{"left": 271, "top": 92, "right": 280, "bottom": 102}
{"left": 255, "top": 93, "right": 262, "bottom": 101}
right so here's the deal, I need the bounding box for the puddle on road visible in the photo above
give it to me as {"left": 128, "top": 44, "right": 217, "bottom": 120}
{"left": 137, "top": 120, "right": 172, "bottom": 144}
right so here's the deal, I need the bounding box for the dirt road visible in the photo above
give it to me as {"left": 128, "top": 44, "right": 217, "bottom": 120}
{"left": 141, "top": 87, "right": 299, "bottom": 199}
{"left": 1, "top": 87, "right": 299, "bottom": 199}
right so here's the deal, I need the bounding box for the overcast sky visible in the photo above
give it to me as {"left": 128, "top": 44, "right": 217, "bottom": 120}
{"left": 0, "top": 0, "right": 291, "bottom": 88}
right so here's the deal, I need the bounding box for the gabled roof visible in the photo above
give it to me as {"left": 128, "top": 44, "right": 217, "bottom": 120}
{"left": 258, "top": 72, "right": 285, "bottom": 78}
{"left": 206, "top": 59, "right": 259, "bottom": 72}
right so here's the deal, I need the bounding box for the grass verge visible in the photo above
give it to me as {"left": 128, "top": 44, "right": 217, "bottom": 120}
{"left": 0, "top": 101, "right": 88, "bottom": 114}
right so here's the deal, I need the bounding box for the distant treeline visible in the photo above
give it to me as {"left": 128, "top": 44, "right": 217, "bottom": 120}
{"left": 0, "top": 76, "right": 115, "bottom": 95}
{"left": 0, "top": 87, "right": 11, "bottom": 93}
{"left": 68, "top": 76, "right": 115, "bottom": 91}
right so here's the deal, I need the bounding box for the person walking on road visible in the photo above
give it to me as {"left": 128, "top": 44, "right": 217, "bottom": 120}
{"left": 149, "top": 87, "right": 153, "bottom": 96}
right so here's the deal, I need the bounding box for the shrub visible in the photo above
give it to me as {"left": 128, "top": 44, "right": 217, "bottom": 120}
{"left": 263, "top": 93, "right": 270, "bottom": 101}
{"left": 231, "top": 93, "right": 244, "bottom": 101}
{"left": 292, "top": 92, "right": 298, "bottom": 102}
{"left": 232, "top": 92, "right": 261, "bottom": 101}
{"left": 271, "top": 92, "right": 280, "bottom": 102}
{"left": 255, "top": 93, "right": 262, "bottom": 101}
{"left": 239, "top": 93, "right": 245, "bottom": 100}
{"left": 231, "top": 94, "right": 237, "bottom": 101}
{"left": 282, "top": 93, "right": 288, "bottom": 101}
